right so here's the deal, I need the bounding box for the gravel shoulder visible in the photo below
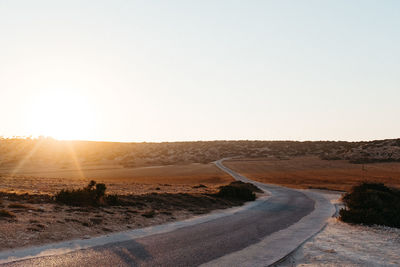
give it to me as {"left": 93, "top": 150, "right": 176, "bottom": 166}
{"left": 278, "top": 218, "right": 400, "bottom": 267}
{"left": 277, "top": 192, "right": 400, "bottom": 267}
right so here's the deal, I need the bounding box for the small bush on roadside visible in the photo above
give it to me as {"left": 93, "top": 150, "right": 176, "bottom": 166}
{"left": 0, "top": 209, "right": 15, "bottom": 218}
{"left": 217, "top": 181, "right": 257, "bottom": 201}
{"left": 339, "top": 182, "right": 400, "bottom": 228}
{"left": 55, "top": 180, "right": 118, "bottom": 206}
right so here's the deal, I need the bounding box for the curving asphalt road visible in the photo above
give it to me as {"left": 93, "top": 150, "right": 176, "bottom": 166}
{"left": 1, "top": 159, "right": 318, "bottom": 267}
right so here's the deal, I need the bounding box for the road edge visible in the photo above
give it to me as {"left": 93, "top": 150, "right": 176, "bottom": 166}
{"left": 204, "top": 159, "right": 336, "bottom": 267}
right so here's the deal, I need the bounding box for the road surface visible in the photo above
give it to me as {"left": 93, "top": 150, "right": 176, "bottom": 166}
{"left": 1, "top": 159, "right": 326, "bottom": 267}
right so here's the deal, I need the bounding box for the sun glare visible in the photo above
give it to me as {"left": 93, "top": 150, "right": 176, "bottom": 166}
{"left": 28, "top": 90, "right": 95, "bottom": 140}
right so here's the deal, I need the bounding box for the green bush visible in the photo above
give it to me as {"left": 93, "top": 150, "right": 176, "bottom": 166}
{"left": 217, "top": 181, "right": 257, "bottom": 201}
{"left": 339, "top": 182, "right": 400, "bottom": 228}
{"left": 55, "top": 180, "right": 116, "bottom": 206}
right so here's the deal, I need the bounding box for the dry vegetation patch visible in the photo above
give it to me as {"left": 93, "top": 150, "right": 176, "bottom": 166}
{"left": 0, "top": 160, "right": 243, "bottom": 250}
{"left": 0, "top": 163, "right": 232, "bottom": 195}
{"left": 224, "top": 156, "right": 400, "bottom": 192}
{"left": 0, "top": 180, "right": 258, "bottom": 251}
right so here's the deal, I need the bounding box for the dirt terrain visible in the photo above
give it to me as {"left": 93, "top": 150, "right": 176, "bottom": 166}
{"left": 0, "top": 163, "right": 232, "bottom": 195}
{"left": 1, "top": 138, "right": 400, "bottom": 252}
{"left": 0, "top": 188, "right": 251, "bottom": 251}
{"left": 224, "top": 156, "right": 400, "bottom": 192}
{"left": 0, "top": 162, "right": 240, "bottom": 251}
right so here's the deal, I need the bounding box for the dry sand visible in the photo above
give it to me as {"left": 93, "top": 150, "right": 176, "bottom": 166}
{"left": 278, "top": 218, "right": 400, "bottom": 267}
{"left": 276, "top": 191, "right": 400, "bottom": 266}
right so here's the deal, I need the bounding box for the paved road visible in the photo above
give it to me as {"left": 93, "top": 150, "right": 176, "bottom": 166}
{"left": 2, "top": 160, "right": 315, "bottom": 267}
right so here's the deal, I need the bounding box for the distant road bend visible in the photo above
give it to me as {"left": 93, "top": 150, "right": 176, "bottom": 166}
{"left": 1, "top": 159, "right": 334, "bottom": 267}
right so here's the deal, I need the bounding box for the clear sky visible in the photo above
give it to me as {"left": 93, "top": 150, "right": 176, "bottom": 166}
{"left": 1, "top": 1, "right": 399, "bottom": 142}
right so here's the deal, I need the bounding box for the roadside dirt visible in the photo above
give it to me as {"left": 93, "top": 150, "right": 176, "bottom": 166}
{"left": 0, "top": 162, "right": 244, "bottom": 251}
{"left": 0, "top": 189, "right": 248, "bottom": 251}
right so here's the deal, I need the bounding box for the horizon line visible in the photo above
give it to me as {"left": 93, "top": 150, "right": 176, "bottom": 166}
{"left": 0, "top": 135, "right": 398, "bottom": 144}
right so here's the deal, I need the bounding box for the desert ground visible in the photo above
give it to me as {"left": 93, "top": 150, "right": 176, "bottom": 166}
{"left": 224, "top": 156, "right": 400, "bottom": 192}
{"left": 0, "top": 163, "right": 232, "bottom": 195}
{"left": 0, "top": 163, "right": 245, "bottom": 251}
{"left": 1, "top": 138, "right": 400, "bottom": 256}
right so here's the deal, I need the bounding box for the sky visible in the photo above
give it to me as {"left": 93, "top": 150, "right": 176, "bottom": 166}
{"left": 1, "top": 1, "right": 399, "bottom": 142}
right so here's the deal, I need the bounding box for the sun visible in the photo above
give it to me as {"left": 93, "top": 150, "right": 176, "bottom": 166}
{"left": 28, "top": 90, "right": 96, "bottom": 140}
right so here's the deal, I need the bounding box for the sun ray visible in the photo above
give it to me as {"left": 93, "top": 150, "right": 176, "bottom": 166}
{"left": 65, "top": 141, "right": 86, "bottom": 181}
{"left": 11, "top": 138, "right": 45, "bottom": 176}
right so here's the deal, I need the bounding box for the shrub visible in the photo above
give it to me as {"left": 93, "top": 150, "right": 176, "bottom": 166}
{"left": 339, "top": 182, "right": 400, "bottom": 228}
{"left": 55, "top": 180, "right": 113, "bottom": 206}
{"left": 217, "top": 181, "right": 257, "bottom": 201}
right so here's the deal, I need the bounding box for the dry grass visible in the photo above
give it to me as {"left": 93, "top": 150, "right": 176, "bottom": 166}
{"left": 224, "top": 156, "right": 400, "bottom": 192}
{"left": 1, "top": 163, "right": 228, "bottom": 182}
{"left": 0, "top": 163, "right": 233, "bottom": 195}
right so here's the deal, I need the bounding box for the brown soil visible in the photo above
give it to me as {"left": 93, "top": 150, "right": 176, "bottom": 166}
{"left": 0, "top": 163, "right": 240, "bottom": 251}
{"left": 224, "top": 156, "right": 400, "bottom": 192}
{"left": 0, "top": 190, "right": 247, "bottom": 251}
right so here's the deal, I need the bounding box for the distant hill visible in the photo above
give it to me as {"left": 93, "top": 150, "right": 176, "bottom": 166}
{"left": 0, "top": 137, "right": 398, "bottom": 168}
{"left": 321, "top": 139, "right": 400, "bottom": 164}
